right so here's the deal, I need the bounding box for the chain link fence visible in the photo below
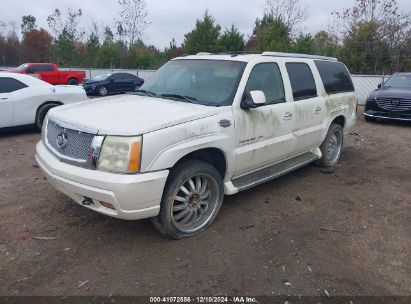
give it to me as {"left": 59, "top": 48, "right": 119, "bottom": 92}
{"left": 2, "top": 66, "right": 386, "bottom": 105}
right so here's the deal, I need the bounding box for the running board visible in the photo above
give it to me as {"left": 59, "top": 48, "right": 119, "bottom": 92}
{"left": 232, "top": 152, "right": 319, "bottom": 192}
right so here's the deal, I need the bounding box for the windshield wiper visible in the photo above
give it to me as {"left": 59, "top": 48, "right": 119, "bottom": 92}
{"left": 134, "top": 89, "right": 157, "bottom": 97}
{"left": 160, "top": 93, "right": 199, "bottom": 104}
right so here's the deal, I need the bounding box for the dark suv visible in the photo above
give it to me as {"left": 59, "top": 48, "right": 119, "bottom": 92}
{"left": 364, "top": 73, "right": 411, "bottom": 122}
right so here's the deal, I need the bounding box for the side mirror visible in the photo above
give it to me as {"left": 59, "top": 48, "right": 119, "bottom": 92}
{"left": 26, "top": 69, "right": 34, "bottom": 74}
{"left": 377, "top": 83, "right": 382, "bottom": 89}
{"left": 241, "top": 90, "right": 266, "bottom": 109}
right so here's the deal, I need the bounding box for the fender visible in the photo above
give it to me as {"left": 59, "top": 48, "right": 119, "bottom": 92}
{"left": 144, "top": 133, "right": 235, "bottom": 179}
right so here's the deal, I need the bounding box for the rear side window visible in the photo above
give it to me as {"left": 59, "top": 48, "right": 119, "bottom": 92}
{"left": 245, "top": 63, "right": 285, "bottom": 105}
{"left": 286, "top": 63, "right": 317, "bottom": 100}
{"left": 0, "top": 78, "right": 28, "bottom": 93}
{"left": 315, "top": 60, "right": 354, "bottom": 94}
{"left": 40, "top": 65, "right": 54, "bottom": 72}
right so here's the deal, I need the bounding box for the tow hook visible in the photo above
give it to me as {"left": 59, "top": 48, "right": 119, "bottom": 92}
{"left": 82, "top": 197, "right": 94, "bottom": 206}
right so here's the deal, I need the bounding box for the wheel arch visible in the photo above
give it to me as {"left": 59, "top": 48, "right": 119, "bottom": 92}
{"left": 36, "top": 100, "right": 63, "bottom": 117}
{"left": 331, "top": 115, "right": 346, "bottom": 129}
{"left": 171, "top": 148, "right": 227, "bottom": 180}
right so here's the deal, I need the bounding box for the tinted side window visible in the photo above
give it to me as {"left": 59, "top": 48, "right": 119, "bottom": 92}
{"left": 0, "top": 78, "right": 28, "bottom": 93}
{"left": 245, "top": 63, "right": 285, "bottom": 105}
{"left": 286, "top": 63, "right": 317, "bottom": 100}
{"left": 110, "top": 74, "right": 123, "bottom": 80}
{"left": 40, "top": 65, "right": 54, "bottom": 72}
{"left": 125, "top": 74, "right": 137, "bottom": 81}
{"left": 315, "top": 60, "right": 354, "bottom": 94}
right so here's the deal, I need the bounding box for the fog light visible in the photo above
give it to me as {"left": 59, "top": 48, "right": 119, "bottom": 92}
{"left": 100, "top": 201, "right": 115, "bottom": 210}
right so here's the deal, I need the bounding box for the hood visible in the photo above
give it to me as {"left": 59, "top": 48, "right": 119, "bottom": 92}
{"left": 49, "top": 94, "right": 219, "bottom": 136}
{"left": 370, "top": 87, "right": 411, "bottom": 99}
{"left": 5, "top": 70, "right": 23, "bottom": 73}
{"left": 83, "top": 79, "right": 101, "bottom": 85}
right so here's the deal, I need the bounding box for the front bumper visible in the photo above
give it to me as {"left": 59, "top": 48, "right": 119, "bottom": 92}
{"left": 83, "top": 85, "right": 97, "bottom": 95}
{"left": 364, "top": 110, "right": 411, "bottom": 122}
{"left": 35, "top": 141, "right": 169, "bottom": 220}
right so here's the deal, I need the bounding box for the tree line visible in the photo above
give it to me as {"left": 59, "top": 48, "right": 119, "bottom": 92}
{"left": 0, "top": 0, "right": 410, "bottom": 74}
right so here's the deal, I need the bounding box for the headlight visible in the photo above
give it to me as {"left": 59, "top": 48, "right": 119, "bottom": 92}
{"left": 98, "top": 136, "right": 142, "bottom": 173}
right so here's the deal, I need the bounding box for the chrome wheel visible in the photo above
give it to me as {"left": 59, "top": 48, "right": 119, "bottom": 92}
{"left": 326, "top": 129, "right": 343, "bottom": 164}
{"left": 172, "top": 174, "right": 217, "bottom": 233}
{"left": 99, "top": 86, "right": 108, "bottom": 96}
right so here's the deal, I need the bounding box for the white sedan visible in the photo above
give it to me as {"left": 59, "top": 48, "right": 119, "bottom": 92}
{"left": 0, "top": 72, "right": 88, "bottom": 131}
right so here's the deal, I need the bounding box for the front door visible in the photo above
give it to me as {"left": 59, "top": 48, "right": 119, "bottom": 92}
{"left": 0, "top": 92, "right": 13, "bottom": 128}
{"left": 233, "top": 62, "right": 295, "bottom": 177}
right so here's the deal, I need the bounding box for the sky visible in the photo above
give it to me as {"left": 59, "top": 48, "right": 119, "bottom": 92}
{"left": 2, "top": 0, "right": 411, "bottom": 49}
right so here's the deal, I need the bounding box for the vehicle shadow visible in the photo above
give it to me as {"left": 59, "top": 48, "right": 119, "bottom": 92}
{"left": 0, "top": 128, "right": 39, "bottom": 138}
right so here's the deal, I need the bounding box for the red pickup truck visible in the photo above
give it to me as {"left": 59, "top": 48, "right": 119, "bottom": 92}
{"left": 9, "top": 63, "right": 86, "bottom": 85}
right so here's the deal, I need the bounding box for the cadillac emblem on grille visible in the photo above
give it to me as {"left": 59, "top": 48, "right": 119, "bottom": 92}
{"left": 56, "top": 132, "right": 68, "bottom": 149}
{"left": 391, "top": 99, "right": 400, "bottom": 106}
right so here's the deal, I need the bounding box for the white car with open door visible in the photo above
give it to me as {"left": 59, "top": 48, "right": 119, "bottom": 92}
{"left": 0, "top": 72, "right": 87, "bottom": 132}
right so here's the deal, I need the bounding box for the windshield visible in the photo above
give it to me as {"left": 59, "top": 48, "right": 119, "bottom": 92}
{"left": 140, "top": 59, "right": 246, "bottom": 106}
{"left": 384, "top": 74, "right": 411, "bottom": 88}
{"left": 15, "top": 64, "right": 29, "bottom": 71}
{"left": 92, "top": 73, "right": 112, "bottom": 81}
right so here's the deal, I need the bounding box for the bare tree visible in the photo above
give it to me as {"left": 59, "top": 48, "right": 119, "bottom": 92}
{"left": 116, "top": 0, "right": 149, "bottom": 48}
{"left": 262, "top": 0, "right": 308, "bottom": 35}
{"left": 47, "top": 8, "right": 85, "bottom": 41}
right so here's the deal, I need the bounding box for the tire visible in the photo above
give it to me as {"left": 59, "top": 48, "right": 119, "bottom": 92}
{"left": 364, "top": 115, "right": 376, "bottom": 122}
{"left": 98, "top": 86, "right": 108, "bottom": 96}
{"left": 317, "top": 123, "right": 344, "bottom": 167}
{"left": 67, "top": 78, "right": 78, "bottom": 85}
{"left": 35, "top": 103, "right": 58, "bottom": 131}
{"left": 152, "top": 160, "right": 224, "bottom": 239}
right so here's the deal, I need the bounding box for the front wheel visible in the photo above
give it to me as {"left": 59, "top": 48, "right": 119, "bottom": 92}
{"left": 152, "top": 160, "right": 224, "bottom": 239}
{"left": 317, "top": 123, "right": 344, "bottom": 167}
{"left": 98, "top": 86, "right": 108, "bottom": 96}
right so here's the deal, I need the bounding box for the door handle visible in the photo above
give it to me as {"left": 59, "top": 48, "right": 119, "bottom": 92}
{"left": 283, "top": 112, "right": 293, "bottom": 120}
{"left": 0, "top": 97, "right": 8, "bottom": 100}
{"left": 314, "top": 107, "right": 322, "bottom": 113}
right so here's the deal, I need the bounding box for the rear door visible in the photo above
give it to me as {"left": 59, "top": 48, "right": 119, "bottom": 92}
{"left": 38, "top": 64, "right": 56, "bottom": 84}
{"left": 124, "top": 74, "right": 138, "bottom": 92}
{"left": 107, "top": 74, "right": 123, "bottom": 93}
{"left": 286, "top": 62, "right": 325, "bottom": 154}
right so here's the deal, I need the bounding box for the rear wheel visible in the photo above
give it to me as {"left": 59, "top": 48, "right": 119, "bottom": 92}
{"left": 35, "top": 103, "right": 58, "bottom": 131}
{"left": 67, "top": 78, "right": 78, "bottom": 85}
{"left": 317, "top": 123, "right": 344, "bottom": 167}
{"left": 152, "top": 160, "right": 224, "bottom": 239}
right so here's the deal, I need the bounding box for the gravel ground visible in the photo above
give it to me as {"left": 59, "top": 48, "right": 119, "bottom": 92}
{"left": 0, "top": 108, "right": 410, "bottom": 297}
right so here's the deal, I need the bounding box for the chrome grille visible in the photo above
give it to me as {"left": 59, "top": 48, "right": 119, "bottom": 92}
{"left": 376, "top": 97, "right": 411, "bottom": 111}
{"left": 46, "top": 119, "right": 95, "bottom": 162}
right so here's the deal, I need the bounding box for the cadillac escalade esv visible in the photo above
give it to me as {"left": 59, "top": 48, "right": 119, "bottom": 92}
{"left": 35, "top": 52, "right": 358, "bottom": 239}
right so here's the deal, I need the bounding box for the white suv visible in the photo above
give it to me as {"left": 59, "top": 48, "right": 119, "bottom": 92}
{"left": 36, "top": 52, "right": 357, "bottom": 239}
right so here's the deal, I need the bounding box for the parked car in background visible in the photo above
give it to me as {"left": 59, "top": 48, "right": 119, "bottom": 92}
{"left": 36, "top": 52, "right": 357, "bottom": 239}
{"left": 7, "top": 63, "right": 86, "bottom": 85}
{"left": 82, "top": 73, "right": 144, "bottom": 96}
{"left": 0, "top": 73, "right": 88, "bottom": 131}
{"left": 364, "top": 72, "right": 411, "bottom": 122}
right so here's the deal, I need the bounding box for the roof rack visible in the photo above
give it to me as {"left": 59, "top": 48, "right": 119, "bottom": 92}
{"left": 262, "top": 52, "right": 338, "bottom": 61}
